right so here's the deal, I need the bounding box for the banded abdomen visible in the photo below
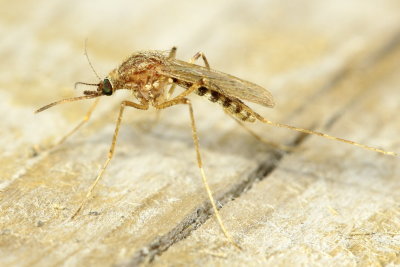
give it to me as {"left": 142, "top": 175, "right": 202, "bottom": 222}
{"left": 196, "top": 86, "right": 256, "bottom": 122}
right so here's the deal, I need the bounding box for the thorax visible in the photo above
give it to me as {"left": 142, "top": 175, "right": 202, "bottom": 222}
{"left": 110, "top": 68, "right": 169, "bottom": 105}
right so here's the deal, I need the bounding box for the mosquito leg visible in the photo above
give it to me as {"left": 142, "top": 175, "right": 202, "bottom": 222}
{"left": 71, "top": 100, "right": 149, "bottom": 219}
{"left": 166, "top": 83, "right": 177, "bottom": 100}
{"left": 151, "top": 83, "right": 177, "bottom": 126}
{"left": 252, "top": 111, "right": 399, "bottom": 157}
{"left": 228, "top": 114, "right": 295, "bottom": 152}
{"left": 143, "top": 75, "right": 197, "bottom": 132}
{"left": 156, "top": 83, "right": 177, "bottom": 120}
{"left": 190, "top": 52, "right": 210, "bottom": 69}
{"left": 170, "top": 78, "right": 208, "bottom": 101}
{"left": 168, "top": 46, "right": 177, "bottom": 59}
{"left": 155, "top": 97, "right": 241, "bottom": 249}
{"left": 52, "top": 98, "right": 101, "bottom": 149}
{"left": 151, "top": 77, "right": 208, "bottom": 130}
{"left": 140, "top": 83, "right": 178, "bottom": 133}
{"left": 153, "top": 60, "right": 204, "bottom": 128}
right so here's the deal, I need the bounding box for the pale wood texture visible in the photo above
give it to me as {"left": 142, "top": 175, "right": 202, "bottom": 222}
{"left": 1, "top": 1, "right": 400, "bottom": 266}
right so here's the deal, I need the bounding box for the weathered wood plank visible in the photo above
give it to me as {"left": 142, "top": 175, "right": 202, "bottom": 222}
{"left": 0, "top": 1, "right": 399, "bottom": 266}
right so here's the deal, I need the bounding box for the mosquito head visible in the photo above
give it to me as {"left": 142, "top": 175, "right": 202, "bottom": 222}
{"left": 74, "top": 78, "right": 114, "bottom": 97}
{"left": 96, "top": 78, "right": 114, "bottom": 96}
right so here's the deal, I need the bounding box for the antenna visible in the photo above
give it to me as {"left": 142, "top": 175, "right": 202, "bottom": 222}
{"left": 84, "top": 39, "right": 101, "bottom": 80}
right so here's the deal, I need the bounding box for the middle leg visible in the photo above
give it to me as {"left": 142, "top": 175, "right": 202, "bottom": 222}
{"left": 155, "top": 97, "right": 241, "bottom": 249}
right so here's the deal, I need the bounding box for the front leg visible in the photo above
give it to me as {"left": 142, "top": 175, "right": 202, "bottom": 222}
{"left": 54, "top": 98, "right": 100, "bottom": 148}
{"left": 71, "top": 100, "right": 149, "bottom": 218}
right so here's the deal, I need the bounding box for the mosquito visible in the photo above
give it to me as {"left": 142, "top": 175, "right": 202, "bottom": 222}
{"left": 35, "top": 46, "right": 398, "bottom": 249}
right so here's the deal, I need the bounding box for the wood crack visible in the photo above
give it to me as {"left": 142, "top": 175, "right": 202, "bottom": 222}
{"left": 122, "top": 135, "right": 307, "bottom": 266}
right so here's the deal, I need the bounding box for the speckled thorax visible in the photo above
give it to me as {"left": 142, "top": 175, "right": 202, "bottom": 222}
{"left": 108, "top": 68, "right": 169, "bottom": 104}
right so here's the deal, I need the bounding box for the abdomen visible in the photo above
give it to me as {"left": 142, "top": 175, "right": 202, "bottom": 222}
{"left": 196, "top": 86, "right": 256, "bottom": 122}
{"left": 173, "top": 80, "right": 256, "bottom": 122}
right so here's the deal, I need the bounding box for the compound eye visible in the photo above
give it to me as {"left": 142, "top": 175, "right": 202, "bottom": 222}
{"left": 102, "top": 78, "right": 113, "bottom": 95}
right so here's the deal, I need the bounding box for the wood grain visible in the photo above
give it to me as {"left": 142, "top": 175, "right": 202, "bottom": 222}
{"left": 1, "top": 1, "right": 399, "bottom": 266}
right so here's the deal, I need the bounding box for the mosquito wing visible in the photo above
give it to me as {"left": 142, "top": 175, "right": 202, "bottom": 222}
{"left": 160, "top": 59, "right": 275, "bottom": 108}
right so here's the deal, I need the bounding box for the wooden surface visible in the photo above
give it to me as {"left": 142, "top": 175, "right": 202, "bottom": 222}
{"left": 1, "top": 1, "right": 400, "bottom": 266}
